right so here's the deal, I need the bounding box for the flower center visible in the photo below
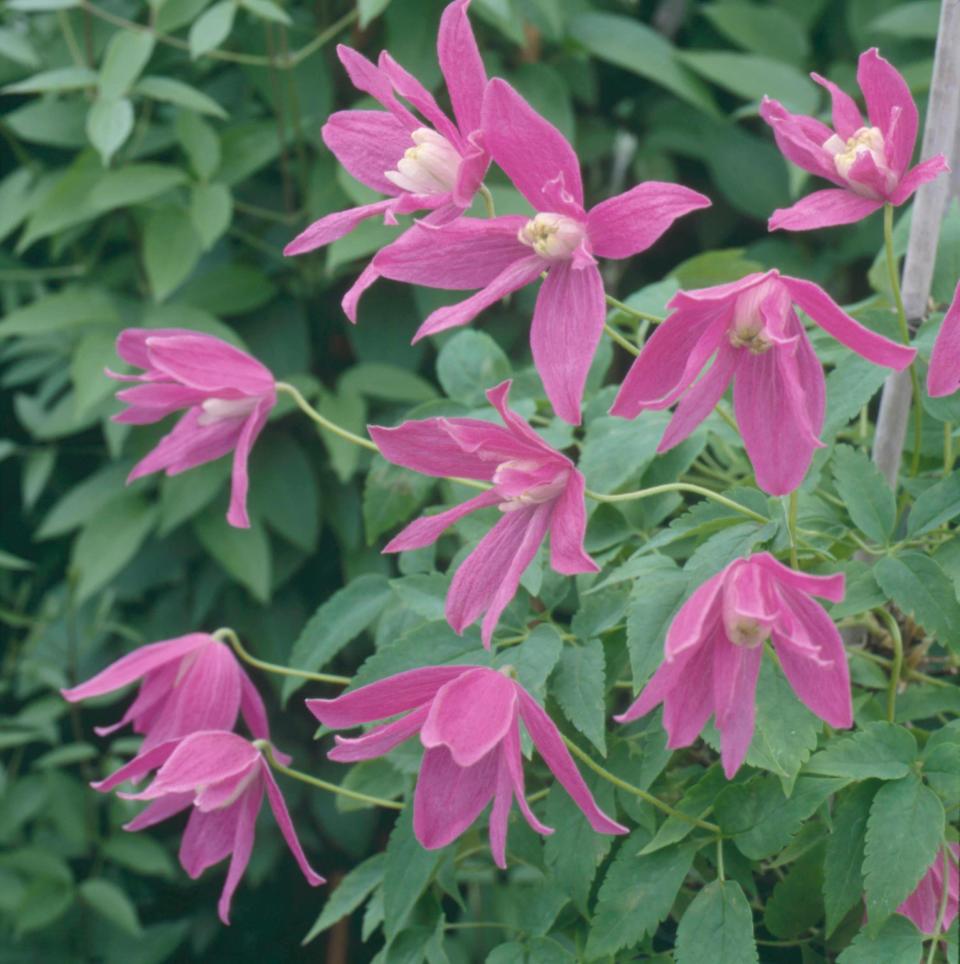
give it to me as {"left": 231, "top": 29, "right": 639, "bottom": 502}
{"left": 824, "top": 126, "right": 888, "bottom": 183}
{"left": 726, "top": 617, "right": 769, "bottom": 648}
{"left": 383, "top": 127, "right": 461, "bottom": 196}
{"left": 729, "top": 284, "right": 777, "bottom": 355}
{"left": 492, "top": 458, "right": 568, "bottom": 512}
{"left": 518, "top": 212, "right": 585, "bottom": 260}
{"left": 197, "top": 396, "right": 259, "bottom": 426}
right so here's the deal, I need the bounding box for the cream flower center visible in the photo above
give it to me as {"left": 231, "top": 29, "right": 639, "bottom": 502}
{"left": 197, "top": 396, "right": 259, "bottom": 426}
{"left": 518, "top": 213, "right": 585, "bottom": 260}
{"left": 384, "top": 128, "right": 461, "bottom": 195}
{"left": 492, "top": 458, "right": 568, "bottom": 513}
{"left": 726, "top": 617, "right": 769, "bottom": 648}
{"left": 824, "top": 126, "right": 888, "bottom": 181}
{"left": 729, "top": 284, "right": 777, "bottom": 355}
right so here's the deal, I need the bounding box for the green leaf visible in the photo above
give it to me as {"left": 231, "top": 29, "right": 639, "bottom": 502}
{"left": 88, "top": 164, "right": 187, "bottom": 211}
{"left": 248, "top": 434, "right": 319, "bottom": 551}
{"left": 824, "top": 782, "right": 879, "bottom": 937}
{"left": 363, "top": 456, "right": 435, "bottom": 545}
{"left": 189, "top": 1, "right": 236, "bottom": 58}
{"left": 824, "top": 354, "right": 892, "bottom": 437}
{"left": 159, "top": 458, "right": 230, "bottom": 535}
{"left": 0, "top": 27, "right": 40, "bottom": 67}
{"left": 837, "top": 914, "right": 924, "bottom": 963}
{"left": 36, "top": 463, "right": 132, "bottom": 540}
{"left": 674, "top": 880, "right": 758, "bottom": 964}
{"left": 13, "top": 879, "right": 74, "bottom": 936}
{"left": 134, "top": 75, "right": 227, "bottom": 118}
{"left": 578, "top": 413, "right": 669, "bottom": 494}
{"left": 0, "top": 550, "right": 33, "bottom": 571}
{"left": 571, "top": 12, "right": 718, "bottom": 116}
{"left": 436, "top": 330, "right": 510, "bottom": 407}
{"left": 302, "top": 853, "right": 384, "bottom": 943}
{"left": 2, "top": 66, "right": 96, "bottom": 94}
{"left": 190, "top": 182, "right": 232, "bottom": 249}
{"left": 640, "top": 765, "right": 727, "bottom": 855}
{"left": 763, "top": 841, "right": 825, "bottom": 938}
{"left": 875, "top": 552, "right": 960, "bottom": 647}
{"left": 0, "top": 286, "right": 116, "bottom": 339}
{"left": 493, "top": 623, "right": 562, "bottom": 700}
{"left": 99, "top": 31, "right": 154, "bottom": 99}
{"left": 623, "top": 557, "right": 688, "bottom": 688}
{"left": 175, "top": 111, "right": 220, "bottom": 182}
{"left": 907, "top": 471, "right": 960, "bottom": 535}
{"left": 832, "top": 445, "right": 896, "bottom": 544}
{"left": 863, "top": 774, "right": 944, "bottom": 928}
{"left": 102, "top": 834, "right": 176, "bottom": 879}
{"left": 340, "top": 363, "right": 438, "bottom": 404}
{"left": 805, "top": 722, "right": 917, "bottom": 781}
{"left": 552, "top": 638, "right": 606, "bottom": 755}
{"left": 71, "top": 494, "right": 157, "bottom": 602}
{"left": 585, "top": 836, "right": 696, "bottom": 960}
{"left": 383, "top": 809, "right": 442, "bottom": 940}
{"left": 143, "top": 207, "right": 202, "bottom": 301}
{"left": 239, "top": 0, "right": 291, "bottom": 23}
{"left": 86, "top": 97, "right": 134, "bottom": 165}
{"left": 8, "top": 0, "right": 79, "bottom": 8}
{"left": 0, "top": 168, "right": 35, "bottom": 245}
{"left": 71, "top": 329, "right": 119, "bottom": 415}
{"left": 699, "top": 3, "right": 809, "bottom": 64}
{"left": 316, "top": 387, "right": 366, "bottom": 482}
{"left": 283, "top": 574, "right": 392, "bottom": 700}
{"left": 870, "top": 1, "right": 940, "bottom": 39}
{"left": 193, "top": 507, "right": 272, "bottom": 602}
{"left": 358, "top": 0, "right": 392, "bottom": 28}
{"left": 79, "top": 878, "right": 142, "bottom": 936}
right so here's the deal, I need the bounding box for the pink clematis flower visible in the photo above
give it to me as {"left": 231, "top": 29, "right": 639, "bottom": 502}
{"left": 610, "top": 270, "right": 916, "bottom": 495}
{"left": 307, "top": 665, "right": 626, "bottom": 864}
{"left": 283, "top": 0, "right": 488, "bottom": 318}
{"left": 62, "top": 633, "right": 273, "bottom": 754}
{"left": 928, "top": 280, "right": 960, "bottom": 398}
{"left": 897, "top": 844, "right": 959, "bottom": 935}
{"left": 760, "top": 48, "right": 948, "bottom": 231}
{"left": 616, "top": 553, "right": 852, "bottom": 778}
{"left": 109, "top": 328, "right": 276, "bottom": 528}
{"left": 370, "top": 78, "right": 711, "bottom": 424}
{"left": 101, "top": 731, "right": 323, "bottom": 924}
{"left": 369, "top": 380, "right": 597, "bottom": 648}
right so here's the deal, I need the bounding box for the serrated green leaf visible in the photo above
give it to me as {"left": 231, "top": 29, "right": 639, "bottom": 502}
{"left": 875, "top": 552, "right": 960, "bottom": 647}
{"left": 824, "top": 781, "right": 878, "bottom": 937}
{"left": 907, "top": 472, "right": 960, "bottom": 535}
{"left": 436, "top": 330, "right": 510, "bottom": 407}
{"left": 552, "top": 639, "right": 606, "bottom": 755}
{"left": 832, "top": 445, "right": 896, "bottom": 544}
{"left": 383, "top": 809, "right": 441, "bottom": 940}
{"left": 302, "top": 854, "right": 384, "bottom": 944}
{"left": 640, "top": 765, "right": 727, "bottom": 854}
{"left": 763, "top": 841, "right": 825, "bottom": 938}
{"left": 675, "top": 880, "right": 758, "bottom": 964}
{"left": 578, "top": 413, "right": 669, "bottom": 494}
{"left": 494, "top": 623, "right": 562, "bottom": 700}
{"left": 363, "top": 456, "right": 435, "bottom": 545}
{"left": 805, "top": 722, "right": 917, "bottom": 781}
{"left": 837, "top": 914, "right": 924, "bottom": 963}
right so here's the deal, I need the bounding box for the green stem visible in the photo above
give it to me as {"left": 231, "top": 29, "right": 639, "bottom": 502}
{"left": 872, "top": 608, "right": 904, "bottom": 722}
{"left": 787, "top": 491, "right": 799, "bottom": 570}
{"left": 214, "top": 627, "right": 350, "bottom": 686}
{"left": 562, "top": 735, "right": 720, "bottom": 832}
{"left": 849, "top": 646, "right": 951, "bottom": 689}
{"left": 478, "top": 183, "right": 496, "bottom": 218}
{"left": 604, "top": 294, "right": 664, "bottom": 326}
{"left": 276, "top": 381, "right": 380, "bottom": 452}
{"left": 716, "top": 837, "right": 726, "bottom": 882}
{"left": 586, "top": 482, "right": 768, "bottom": 524}
{"left": 883, "top": 203, "right": 923, "bottom": 478}
{"left": 603, "top": 323, "right": 641, "bottom": 356}
{"left": 944, "top": 423, "right": 954, "bottom": 477}
{"left": 924, "top": 847, "right": 952, "bottom": 964}
{"left": 256, "top": 741, "right": 403, "bottom": 810}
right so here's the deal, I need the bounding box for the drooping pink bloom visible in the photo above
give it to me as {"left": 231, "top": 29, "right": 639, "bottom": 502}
{"left": 928, "top": 280, "right": 960, "bottom": 398}
{"left": 283, "top": 0, "right": 488, "bottom": 318}
{"left": 62, "top": 633, "right": 272, "bottom": 753}
{"left": 101, "top": 731, "right": 323, "bottom": 924}
{"left": 370, "top": 78, "right": 710, "bottom": 424}
{"left": 610, "top": 270, "right": 916, "bottom": 495}
{"left": 308, "top": 665, "right": 626, "bottom": 864}
{"left": 897, "top": 844, "right": 959, "bottom": 935}
{"left": 760, "top": 48, "right": 948, "bottom": 231}
{"left": 109, "top": 328, "right": 276, "bottom": 528}
{"left": 616, "top": 553, "right": 852, "bottom": 778}
{"left": 369, "top": 380, "right": 597, "bottom": 648}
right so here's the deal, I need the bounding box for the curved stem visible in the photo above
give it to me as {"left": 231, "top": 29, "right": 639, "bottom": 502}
{"left": 883, "top": 203, "right": 923, "bottom": 478}
{"left": 214, "top": 627, "right": 350, "bottom": 686}
{"left": 872, "top": 608, "right": 904, "bottom": 722}
{"left": 276, "top": 381, "right": 379, "bottom": 452}
{"left": 924, "top": 846, "right": 952, "bottom": 964}
{"left": 787, "top": 491, "right": 799, "bottom": 570}
{"left": 478, "top": 183, "right": 496, "bottom": 218}
{"left": 605, "top": 294, "right": 664, "bottom": 326}
{"left": 848, "top": 646, "right": 951, "bottom": 689}
{"left": 256, "top": 741, "right": 403, "bottom": 810}
{"left": 586, "top": 482, "right": 768, "bottom": 524}
{"left": 716, "top": 837, "right": 726, "bottom": 881}
{"left": 561, "top": 735, "right": 720, "bottom": 833}
{"left": 945, "top": 422, "right": 954, "bottom": 477}
{"left": 603, "top": 323, "right": 641, "bottom": 356}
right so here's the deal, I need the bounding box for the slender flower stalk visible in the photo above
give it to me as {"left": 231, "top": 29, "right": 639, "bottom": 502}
{"left": 214, "top": 628, "right": 350, "bottom": 687}
{"left": 586, "top": 482, "right": 768, "bottom": 524}
{"left": 872, "top": 607, "right": 904, "bottom": 724}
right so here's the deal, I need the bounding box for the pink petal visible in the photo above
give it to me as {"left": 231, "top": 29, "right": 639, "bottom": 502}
{"left": 113, "top": 383, "right": 210, "bottom": 424}
{"left": 239, "top": 672, "right": 270, "bottom": 742}
{"left": 488, "top": 751, "right": 514, "bottom": 869}
{"left": 792, "top": 309, "right": 827, "bottom": 439}
{"left": 782, "top": 275, "right": 916, "bottom": 370}
{"left": 773, "top": 586, "right": 853, "bottom": 729}
{"left": 283, "top": 199, "right": 395, "bottom": 256}
{"left": 383, "top": 490, "right": 503, "bottom": 553}
{"left": 453, "top": 138, "right": 490, "bottom": 208}
{"left": 587, "top": 182, "right": 710, "bottom": 260}
{"left": 180, "top": 794, "right": 243, "bottom": 878}
{"left": 413, "top": 745, "right": 499, "bottom": 850}
{"left": 217, "top": 781, "right": 261, "bottom": 924}
{"left": 336, "top": 44, "right": 418, "bottom": 131}
{"left": 378, "top": 51, "right": 461, "bottom": 149}
{"left": 61, "top": 633, "right": 210, "bottom": 702}
{"left": 321, "top": 109, "right": 412, "bottom": 195}
{"left": 659, "top": 342, "right": 740, "bottom": 452}
{"left": 328, "top": 705, "right": 430, "bottom": 762}
{"left": 666, "top": 571, "right": 726, "bottom": 659}
{"left": 845, "top": 149, "right": 892, "bottom": 199}
{"left": 373, "top": 216, "right": 530, "bottom": 290}
{"left": 420, "top": 667, "right": 517, "bottom": 766}
{"left": 226, "top": 397, "right": 273, "bottom": 529}
{"left": 751, "top": 552, "right": 845, "bottom": 602}
{"left": 758, "top": 97, "right": 842, "bottom": 184}
{"left": 306, "top": 665, "right": 476, "bottom": 728}
{"left": 94, "top": 662, "right": 179, "bottom": 738}
{"left": 369, "top": 418, "right": 503, "bottom": 480}
{"left": 341, "top": 259, "right": 381, "bottom": 323}
{"left": 898, "top": 868, "right": 941, "bottom": 934}
{"left": 123, "top": 791, "right": 194, "bottom": 831}
{"left": 262, "top": 764, "right": 325, "bottom": 886}
{"left": 438, "top": 0, "right": 486, "bottom": 136}
{"left": 502, "top": 717, "right": 551, "bottom": 836}
{"left": 115, "top": 327, "right": 194, "bottom": 371}
{"left": 810, "top": 73, "right": 863, "bottom": 139}
{"left": 414, "top": 255, "right": 545, "bottom": 341}
{"left": 516, "top": 689, "right": 626, "bottom": 835}
{"left": 530, "top": 260, "right": 606, "bottom": 425}
{"left": 145, "top": 334, "right": 274, "bottom": 396}
{"left": 857, "top": 48, "right": 917, "bottom": 178}
{"left": 481, "top": 78, "right": 584, "bottom": 215}
{"left": 712, "top": 638, "right": 763, "bottom": 778}
{"left": 549, "top": 469, "right": 599, "bottom": 575}
{"left": 890, "top": 154, "right": 950, "bottom": 207}
{"left": 92, "top": 740, "right": 179, "bottom": 794}
{"left": 928, "top": 280, "right": 960, "bottom": 397}
{"left": 483, "top": 380, "right": 559, "bottom": 455}
{"left": 768, "top": 189, "right": 883, "bottom": 231}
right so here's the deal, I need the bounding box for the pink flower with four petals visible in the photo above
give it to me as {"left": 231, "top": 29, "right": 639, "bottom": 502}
{"left": 616, "top": 553, "right": 853, "bottom": 778}
{"left": 760, "top": 48, "right": 948, "bottom": 231}
{"left": 308, "top": 665, "right": 626, "bottom": 865}
{"left": 369, "top": 380, "right": 597, "bottom": 647}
